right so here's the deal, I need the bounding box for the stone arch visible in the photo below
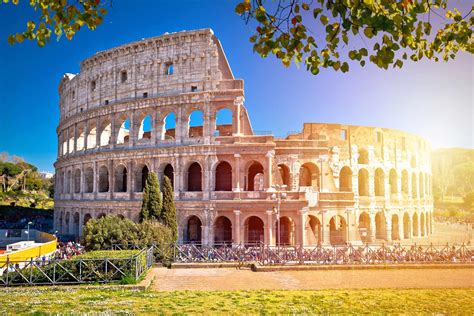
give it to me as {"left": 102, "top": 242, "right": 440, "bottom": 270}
{"left": 299, "top": 162, "right": 320, "bottom": 190}
{"left": 358, "top": 148, "right": 369, "bottom": 164}
{"left": 163, "top": 164, "right": 174, "bottom": 188}
{"left": 339, "top": 166, "right": 353, "bottom": 192}
{"left": 389, "top": 169, "right": 398, "bottom": 194}
{"left": 306, "top": 215, "right": 321, "bottom": 245}
{"left": 244, "top": 215, "right": 264, "bottom": 244}
{"left": 99, "top": 120, "right": 112, "bottom": 146}
{"left": 98, "top": 166, "right": 109, "bottom": 192}
{"left": 184, "top": 215, "right": 202, "bottom": 243}
{"left": 215, "top": 108, "right": 233, "bottom": 136}
{"left": 187, "top": 162, "right": 202, "bottom": 191}
{"left": 114, "top": 164, "right": 128, "bottom": 192}
{"left": 277, "top": 216, "right": 296, "bottom": 245}
{"left": 277, "top": 164, "right": 291, "bottom": 188}
{"left": 162, "top": 112, "right": 176, "bottom": 140}
{"left": 374, "top": 168, "right": 385, "bottom": 196}
{"left": 116, "top": 118, "right": 130, "bottom": 144}
{"left": 403, "top": 212, "right": 411, "bottom": 239}
{"left": 375, "top": 211, "right": 387, "bottom": 240}
{"left": 401, "top": 170, "right": 409, "bottom": 195}
{"left": 84, "top": 167, "right": 93, "bottom": 193}
{"left": 135, "top": 164, "right": 149, "bottom": 192}
{"left": 74, "top": 169, "right": 81, "bottom": 194}
{"left": 391, "top": 214, "right": 400, "bottom": 240}
{"left": 215, "top": 161, "right": 232, "bottom": 191}
{"left": 214, "top": 216, "right": 232, "bottom": 243}
{"left": 329, "top": 215, "right": 346, "bottom": 245}
{"left": 138, "top": 115, "right": 152, "bottom": 140}
{"left": 358, "top": 168, "right": 369, "bottom": 196}
{"left": 246, "top": 161, "right": 264, "bottom": 191}
{"left": 358, "top": 212, "right": 371, "bottom": 243}
{"left": 412, "top": 212, "right": 419, "bottom": 237}
{"left": 188, "top": 110, "right": 203, "bottom": 138}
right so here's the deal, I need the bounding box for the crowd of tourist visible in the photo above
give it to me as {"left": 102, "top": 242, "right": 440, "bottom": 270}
{"left": 54, "top": 241, "right": 84, "bottom": 260}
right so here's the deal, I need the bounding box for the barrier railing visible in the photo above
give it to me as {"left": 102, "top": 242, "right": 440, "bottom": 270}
{"left": 0, "top": 247, "right": 154, "bottom": 286}
{"left": 113, "top": 243, "right": 473, "bottom": 266}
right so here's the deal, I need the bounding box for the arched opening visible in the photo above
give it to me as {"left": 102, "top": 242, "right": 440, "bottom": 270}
{"left": 76, "top": 128, "right": 85, "bottom": 151}
{"left": 391, "top": 214, "right": 400, "bottom": 240}
{"left": 65, "top": 212, "right": 70, "bottom": 234}
{"left": 299, "top": 163, "right": 320, "bottom": 190}
{"left": 358, "top": 148, "right": 369, "bottom": 164}
{"left": 97, "top": 213, "right": 106, "bottom": 219}
{"left": 58, "top": 211, "right": 64, "bottom": 233}
{"left": 329, "top": 215, "right": 346, "bottom": 245}
{"left": 73, "top": 212, "right": 80, "bottom": 236}
{"left": 401, "top": 170, "right": 408, "bottom": 195}
{"left": 163, "top": 164, "right": 174, "bottom": 188}
{"left": 188, "top": 110, "right": 203, "bottom": 138}
{"left": 374, "top": 168, "right": 385, "bottom": 196}
{"left": 86, "top": 126, "right": 97, "bottom": 149}
{"left": 358, "top": 169, "right": 369, "bottom": 196}
{"left": 412, "top": 173, "right": 418, "bottom": 198}
{"left": 277, "top": 164, "right": 291, "bottom": 188}
{"left": 83, "top": 213, "right": 92, "bottom": 226}
{"left": 135, "top": 165, "right": 149, "bottom": 192}
{"left": 420, "top": 212, "right": 425, "bottom": 236}
{"left": 98, "top": 166, "right": 109, "bottom": 193}
{"left": 277, "top": 216, "right": 295, "bottom": 245}
{"left": 84, "top": 167, "right": 93, "bottom": 193}
{"left": 114, "top": 165, "right": 128, "bottom": 192}
{"left": 358, "top": 212, "right": 371, "bottom": 243}
{"left": 389, "top": 169, "right": 398, "bottom": 194}
{"left": 214, "top": 216, "right": 232, "bottom": 243}
{"left": 117, "top": 119, "right": 130, "bottom": 144}
{"left": 412, "top": 212, "right": 419, "bottom": 237}
{"left": 245, "top": 216, "right": 264, "bottom": 244}
{"left": 339, "top": 166, "right": 352, "bottom": 192}
{"left": 247, "top": 161, "right": 264, "bottom": 191}
{"left": 117, "top": 214, "right": 125, "bottom": 220}
{"left": 215, "top": 108, "right": 233, "bottom": 136}
{"left": 187, "top": 162, "right": 202, "bottom": 191}
{"left": 138, "top": 115, "right": 152, "bottom": 140}
{"left": 66, "top": 170, "right": 72, "bottom": 193}
{"left": 162, "top": 112, "right": 176, "bottom": 140}
{"left": 185, "top": 215, "right": 202, "bottom": 243}
{"left": 68, "top": 134, "right": 74, "bottom": 154}
{"left": 99, "top": 121, "right": 112, "bottom": 146}
{"left": 74, "top": 169, "right": 81, "bottom": 194}
{"left": 403, "top": 212, "right": 410, "bottom": 239}
{"left": 215, "top": 161, "right": 232, "bottom": 191}
{"left": 375, "top": 211, "right": 387, "bottom": 240}
{"left": 306, "top": 215, "right": 321, "bottom": 245}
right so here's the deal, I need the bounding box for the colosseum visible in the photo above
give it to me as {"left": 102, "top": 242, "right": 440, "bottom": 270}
{"left": 54, "top": 28, "right": 433, "bottom": 246}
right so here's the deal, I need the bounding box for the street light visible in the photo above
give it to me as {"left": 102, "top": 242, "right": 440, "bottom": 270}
{"left": 271, "top": 184, "right": 287, "bottom": 248}
{"left": 27, "top": 221, "right": 33, "bottom": 241}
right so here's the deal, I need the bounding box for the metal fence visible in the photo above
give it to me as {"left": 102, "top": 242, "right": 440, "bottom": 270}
{"left": 113, "top": 243, "right": 473, "bottom": 266}
{"left": 0, "top": 247, "right": 154, "bottom": 286}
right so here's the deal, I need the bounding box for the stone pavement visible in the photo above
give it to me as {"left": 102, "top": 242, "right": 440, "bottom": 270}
{"left": 149, "top": 267, "right": 474, "bottom": 291}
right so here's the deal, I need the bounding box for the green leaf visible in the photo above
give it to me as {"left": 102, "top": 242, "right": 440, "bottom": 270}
{"left": 320, "top": 15, "right": 329, "bottom": 25}
{"left": 341, "top": 62, "right": 349, "bottom": 73}
{"left": 363, "top": 27, "right": 374, "bottom": 39}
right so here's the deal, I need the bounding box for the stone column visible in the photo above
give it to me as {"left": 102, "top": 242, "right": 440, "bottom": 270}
{"left": 129, "top": 110, "right": 135, "bottom": 148}
{"left": 84, "top": 122, "right": 89, "bottom": 151}
{"left": 265, "top": 210, "right": 274, "bottom": 246}
{"left": 175, "top": 107, "right": 183, "bottom": 144}
{"left": 73, "top": 124, "right": 77, "bottom": 153}
{"left": 369, "top": 212, "right": 376, "bottom": 242}
{"left": 66, "top": 128, "right": 70, "bottom": 155}
{"left": 202, "top": 225, "right": 209, "bottom": 245}
{"left": 110, "top": 116, "right": 116, "bottom": 150}
{"left": 127, "top": 160, "right": 133, "bottom": 199}
{"left": 233, "top": 210, "right": 241, "bottom": 245}
{"left": 80, "top": 163, "right": 84, "bottom": 198}
{"left": 346, "top": 208, "right": 357, "bottom": 243}
{"left": 154, "top": 116, "right": 164, "bottom": 144}
{"left": 95, "top": 117, "right": 101, "bottom": 148}
{"left": 93, "top": 161, "right": 98, "bottom": 198}
{"left": 416, "top": 213, "right": 421, "bottom": 237}
{"left": 108, "top": 159, "right": 114, "bottom": 200}
{"left": 298, "top": 208, "right": 308, "bottom": 247}
{"left": 233, "top": 154, "right": 241, "bottom": 192}
{"left": 385, "top": 214, "right": 392, "bottom": 242}
{"left": 320, "top": 210, "right": 330, "bottom": 245}
{"left": 398, "top": 213, "right": 404, "bottom": 241}
{"left": 265, "top": 151, "right": 274, "bottom": 191}
{"left": 78, "top": 212, "right": 85, "bottom": 237}
{"left": 233, "top": 98, "right": 242, "bottom": 136}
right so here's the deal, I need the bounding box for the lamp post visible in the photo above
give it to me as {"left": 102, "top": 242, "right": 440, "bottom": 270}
{"left": 271, "top": 184, "right": 287, "bottom": 248}
{"left": 27, "top": 221, "right": 33, "bottom": 241}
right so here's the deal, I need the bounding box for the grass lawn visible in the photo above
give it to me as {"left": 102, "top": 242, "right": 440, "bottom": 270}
{"left": 1, "top": 287, "right": 473, "bottom": 314}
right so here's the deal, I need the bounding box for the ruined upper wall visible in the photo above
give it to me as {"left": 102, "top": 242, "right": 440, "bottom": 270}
{"left": 58, "top": 29, "right": 240, "bottom": 119}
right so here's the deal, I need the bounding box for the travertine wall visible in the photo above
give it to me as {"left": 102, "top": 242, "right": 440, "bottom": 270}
{"left": 54, "top": 29, "right": 433, "bottom": 246}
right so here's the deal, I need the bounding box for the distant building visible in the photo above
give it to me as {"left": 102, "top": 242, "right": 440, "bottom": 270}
{"left": 54, "top": 29, "right": 433, "bottom": 245}
{"left": 40, "top": 172, "right": 54, "bottom": 179}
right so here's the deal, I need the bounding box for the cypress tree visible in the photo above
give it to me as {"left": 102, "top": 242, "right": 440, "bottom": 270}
{"left": 140, "top": 171, "right": 162, "bottom": 222}
{"left": 161, "top": 175, "right": 178, "bottom": 242}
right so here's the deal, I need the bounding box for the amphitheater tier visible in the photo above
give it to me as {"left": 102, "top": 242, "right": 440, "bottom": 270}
{"left": 54, "top": 29, "right": 433, "bottom": 246}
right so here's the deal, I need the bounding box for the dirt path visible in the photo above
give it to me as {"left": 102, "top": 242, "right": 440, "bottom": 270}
{"left": 150, "top": 267, "right": 474, "bottom": 291}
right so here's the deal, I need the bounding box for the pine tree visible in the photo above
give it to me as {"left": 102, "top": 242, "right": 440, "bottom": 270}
{"left": 161, "top": 175, "right": 178, "bottom": 242}
{"left": 140, "top": 171, "right": 162, "bottom": 222}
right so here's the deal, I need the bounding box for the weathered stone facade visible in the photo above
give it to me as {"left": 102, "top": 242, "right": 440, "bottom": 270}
{"left": 54, "top": 29, "right": 433, "bottom": 245}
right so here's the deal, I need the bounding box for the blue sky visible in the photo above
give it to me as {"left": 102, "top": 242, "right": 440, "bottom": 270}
{"left": 0, "top": 1, "right": 472, "bottom": 172}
